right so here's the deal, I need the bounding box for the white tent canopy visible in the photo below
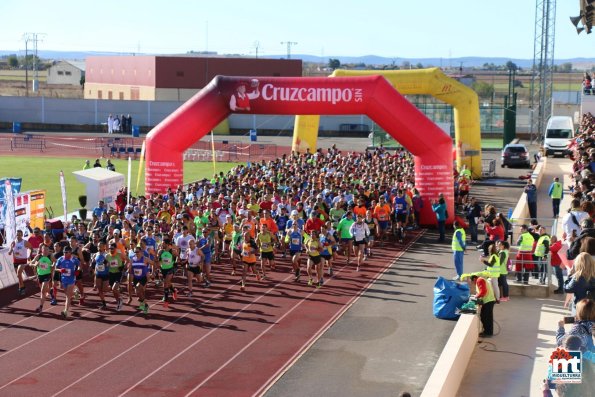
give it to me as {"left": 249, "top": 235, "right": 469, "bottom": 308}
{"left": 72, "top": 168, "right": 125, "bottom": 210}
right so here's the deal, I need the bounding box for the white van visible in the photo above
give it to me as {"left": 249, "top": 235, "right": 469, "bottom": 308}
{"left": 543, "top": 116, "right": 574, "bottom": 156}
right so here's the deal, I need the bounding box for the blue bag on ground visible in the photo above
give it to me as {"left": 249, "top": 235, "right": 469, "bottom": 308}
{"left": 433, "top": 276, "right": 470, "bottom": 320}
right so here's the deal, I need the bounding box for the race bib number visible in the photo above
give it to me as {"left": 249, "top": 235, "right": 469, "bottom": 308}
{"left": 110, "top": 260, "right": 120, "bottom": 269}
{"left": 291, "top": 238, "right": 300, "bottom": 246}
{"left": 133, "top": 268, "right": 143, "bottom": 277}
{"left": 39, "top": 262, "right": 49, "bottom": 271}
{"left": 261, "top": 242, "right": 271, "bottom": 250}
{"left": 62, "top": 268, "right": 72, "bottom": 277}
{"left": 96, "top": 264, "right": 106, "bottom": 272}
{"left": 396, "top": 204, "right": 403, "bottom": 210}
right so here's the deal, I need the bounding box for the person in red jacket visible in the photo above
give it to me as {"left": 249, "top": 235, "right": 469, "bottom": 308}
{"left": 470, "top": 274, "right": 496, "bottom": 337}
{"left": 304, "top": 211, "right": 324, "bottom": 234}
{"left": 481, "top": 218, "right": 505, "bottom": 256}
{"left": 549, "top": 235, "right": 564, "bottom": 294}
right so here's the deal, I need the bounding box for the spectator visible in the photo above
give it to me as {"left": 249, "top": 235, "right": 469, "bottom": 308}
{"left": 524, "top": 179, "right": 538, "bottom": 219}
{"left": 556, "top": 298, "right": 595, "bottom": 352}
{"left": 561, "top": 199, "right": 589, "bottom": 240}
{"left": 106, "top": 160, "right": 116, "bottom": 172}
{"left": 567, "top": 218, "right": 595, "bottom": 260}
{"left": 563, "top": 252, "right": 595, "bottom": 315}
{"left": 464, "top": 196, "right": 482, "bottom": 244}
{"left": 549, "top": 235, "right": 564, "bottom": 294}
{"left": 93, "top": 158, "right": 102, "bottom": 168}
{"left": 431, "top": 196, "right": 447, "bottom": 243}
{"left": 107, "top": 114, "right": 113, "bottom": 134}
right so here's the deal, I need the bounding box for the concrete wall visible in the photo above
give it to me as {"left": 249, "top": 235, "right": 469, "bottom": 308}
{"left": 0, "top": 96, "right": 376, "bottom": 132}
{"left": 84, "top": 83, "right": 156, "bottom": 101}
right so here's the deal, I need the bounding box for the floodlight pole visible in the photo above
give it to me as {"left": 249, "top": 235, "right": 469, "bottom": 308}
{"left": 280, "top": 41, "right": 298, "bottom": 59}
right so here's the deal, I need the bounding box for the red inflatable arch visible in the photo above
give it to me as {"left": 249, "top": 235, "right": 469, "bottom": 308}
{"left": 145, "top": 76, "right": 453, "bottom": 224}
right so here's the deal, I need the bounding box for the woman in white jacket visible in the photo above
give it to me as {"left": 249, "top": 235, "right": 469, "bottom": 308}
{"left": 350, "top": 215, "right": 370, "bottom": 271}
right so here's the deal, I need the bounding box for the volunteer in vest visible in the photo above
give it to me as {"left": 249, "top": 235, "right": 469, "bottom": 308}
{"left": 534, "top": 226, "right": 551, "bottom": 285}
{"left": 548, "top": 177, "right": 564, "bottom": 218}
{"left": 55, "top": 246, "right": 80, "bottom": 319}
{"left": 186, "top": 238, "right": 204, "bottom": 297}
{"left": 158, "top": 239, "right": 177, "bottom": 307}
{"left": 229, "top": 80, "right": 260, "bottom": 111}
{"left": 130, "top": 246, "right": 151, "bottom": 314}
{"left": 349, "top": 215, "right": 370, "bottom": 272}
{"left": 481, "top": 244, "right": 501, "bottom": 301}
{"left": 106, "top": 242, "right": 126, "bottom": 311}
{"left": 497, "top": 241, "right": 511, "bottom": 302}
{"left": 93, "top": 242, "right": 110, "bottom": 310}
{"left": 515, "top": 224, "right": 535, "bottom": 284}
{"left": 470, "top": 273, "right": 496, "bottom": 337}
{"left": 451, "top": 220, "right": 466, "bottom": 281}
{"left": 9, "top": 229, "right": 33, "bottom": 296}
{"left": 240, "top": 230, "right": 260, "bottom": 291}
{"left": 31, "top": 244, "right": 54, "bottom": 313}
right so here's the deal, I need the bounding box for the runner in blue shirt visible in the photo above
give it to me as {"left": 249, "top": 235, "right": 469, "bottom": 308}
{"left": 198, "top": 228, "right": 213, "bottom": 287}
{"left": 287, "top": 223, "right": 304, "bottom": 281}
{"left": 129, "top": 246, "right": 151, "bottom": 314}
{"left": 393, "top": 190, "right": 409, "bottom": 243}
{"left": 92, "top": 242, "right": 109, "bottom": 310}
{"left": 55, "top": 246, "right": 80, "bottom": 318}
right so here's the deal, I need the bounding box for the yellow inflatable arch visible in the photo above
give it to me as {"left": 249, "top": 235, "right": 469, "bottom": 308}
{"left": 293, "top": 68, "right": 482, "bottom": 177}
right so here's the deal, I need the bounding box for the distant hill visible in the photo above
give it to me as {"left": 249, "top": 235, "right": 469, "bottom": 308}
{"left": 1, "top": 49, "right": 594, "bottom": 69}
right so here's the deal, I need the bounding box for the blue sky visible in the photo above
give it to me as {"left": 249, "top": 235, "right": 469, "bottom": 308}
{"left": 0, "top": 0, "right": 585, "bottom": 59}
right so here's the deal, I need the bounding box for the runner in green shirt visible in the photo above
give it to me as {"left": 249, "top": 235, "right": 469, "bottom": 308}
{"left": 337, "top": 211, "right": 355, "bottom": 264}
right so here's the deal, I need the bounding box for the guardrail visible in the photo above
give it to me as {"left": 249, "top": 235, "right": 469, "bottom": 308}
{"left": 10, "top": 135, "right": 46, "bottom": 152}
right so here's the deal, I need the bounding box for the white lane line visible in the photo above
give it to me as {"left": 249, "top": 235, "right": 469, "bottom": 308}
{"left": 251, "top": 230, "right": 425, "bottom": 397}
{"left": 117, "top": 274, "right": 295, "bottom": 396}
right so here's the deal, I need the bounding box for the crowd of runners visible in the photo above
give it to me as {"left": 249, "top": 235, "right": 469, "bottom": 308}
{"left": 9, "top": 146, "right": 432, "bottom": 318}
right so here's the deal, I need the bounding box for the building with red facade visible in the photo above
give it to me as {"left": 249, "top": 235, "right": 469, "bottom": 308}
{"left": 84, "top": 55, "right": 302, "bottom": 101}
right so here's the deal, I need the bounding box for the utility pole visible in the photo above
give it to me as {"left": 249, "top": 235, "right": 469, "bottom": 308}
{"left": 253, "top": 41, "right": 260, "bottom": 59}
{"left": 22, "top": 33, "right": 44, "bottom": 95}
{"left": 280, "top": 41, "right": 298, "bottom": 59}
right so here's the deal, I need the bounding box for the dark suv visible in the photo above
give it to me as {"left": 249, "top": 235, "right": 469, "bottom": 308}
{"left": 501, "top": 144, "right": 530, "bottom": 168}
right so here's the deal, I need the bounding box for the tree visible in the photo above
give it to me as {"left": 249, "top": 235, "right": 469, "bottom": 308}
{"left": 8, "top": 55, "right": 18, "bottom": 69}
{"left": 506, "top": 61, "right": 518, "bottom": 71}
{"left": 472, "top": 81, "right": 495, "bottom": 99}
{"left": 328, "top": 58, "right": 341, "bottom": 70}
{"left": 416, "top": 62, "right": 423, "bottom": 69}
{"left": 401, "top": 60, "right": 411, "bottom": 69}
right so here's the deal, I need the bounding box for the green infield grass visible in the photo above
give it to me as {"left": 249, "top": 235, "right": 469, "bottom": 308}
{"left": 1, "top": 156, "right": 240, "bottom": 217}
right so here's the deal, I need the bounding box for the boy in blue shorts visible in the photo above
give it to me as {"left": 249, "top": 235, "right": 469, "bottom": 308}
{"left": 198, "top": 228, "right": 213, "bottom": 287}
{"left": 55, "top": 246, "right": 79, "bottom": 318}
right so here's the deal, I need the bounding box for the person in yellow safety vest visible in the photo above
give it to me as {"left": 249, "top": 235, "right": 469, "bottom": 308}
{"left": 452, "top": 220, "right": 466, "bottom": 280}
{"left": 497, "top": 241, "right": 511, "bottom": 302}
{"left": 470, "top": 274, "right": 496, "bottom": 337}
{"left": 534, "top": 226, "right": 550, "bottom": 285}
{"left": 515, "top": 224, "right": 535, "bottom": 284}
{"left": 481, "top": 243, "right": 500, "bottom": 301}
{"left": 548, "top": 177, "right": 564, "bottom": 218}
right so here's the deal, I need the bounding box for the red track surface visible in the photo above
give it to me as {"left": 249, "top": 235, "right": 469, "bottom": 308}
{"left": 0, "top": 232, "right": 421, "bottom": 397}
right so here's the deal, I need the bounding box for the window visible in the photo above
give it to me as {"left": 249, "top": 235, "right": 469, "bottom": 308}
{"left": 57, "top": 71, "right": 64, "bottom": 75}
{"left": 98, "top": 90, "right": 103, "bottom": 99}
{"left": 108, "top": 91, "right": 113, "bottom": 100}
{"left": 65, "top": 71, "right": 71, "bottom": 76}
{"left": 119, "top": 92, "right": 124, "bottom": 100}
{"left": 176, "top": 71, "right": 184, "bottom": 77}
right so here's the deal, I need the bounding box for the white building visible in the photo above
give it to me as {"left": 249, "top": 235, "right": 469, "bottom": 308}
{"left": 47, "top": 61, "right": 85, "bottom": 86}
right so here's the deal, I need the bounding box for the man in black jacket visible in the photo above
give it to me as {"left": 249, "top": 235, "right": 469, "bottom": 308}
{"left": 567, "top": 218, "right": 595, "bottom": 260}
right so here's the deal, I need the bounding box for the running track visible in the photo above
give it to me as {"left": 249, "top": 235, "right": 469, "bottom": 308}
{"left": 0, "top": 232, "right": 422, "bottom": 397}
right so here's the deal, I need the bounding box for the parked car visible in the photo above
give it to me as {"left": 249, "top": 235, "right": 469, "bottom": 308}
{"left": 543, "top": 116, "right": 574, "bottom": 156}
{"left": 501, "top": 144, "right": 531, "bottom": 168}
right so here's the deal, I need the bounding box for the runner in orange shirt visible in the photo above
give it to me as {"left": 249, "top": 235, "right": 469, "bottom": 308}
{"left": 373, "top": 196, "right": 392, "bottom": 243}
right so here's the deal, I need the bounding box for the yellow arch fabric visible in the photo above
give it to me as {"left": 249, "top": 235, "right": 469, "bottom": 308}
{"left": 293, "top": 68, "right": 482, "bottom": 177}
